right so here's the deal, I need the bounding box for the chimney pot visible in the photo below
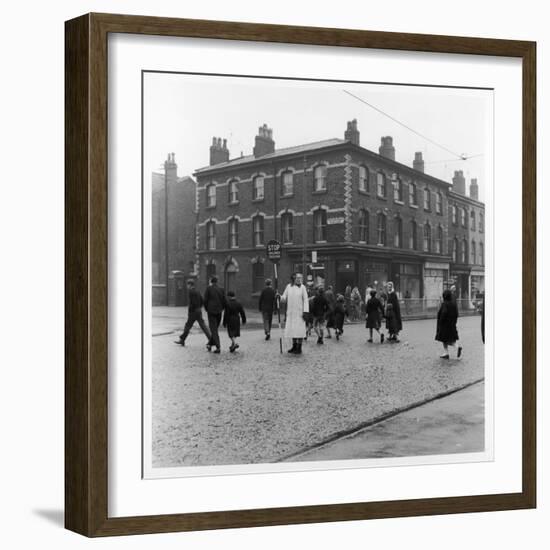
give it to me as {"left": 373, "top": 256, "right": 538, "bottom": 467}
{"left": 254, "top": 123, "right": 275, "bottom": 157}
{"left": 379, "top": 136, "right": 395, "bottom": 161}
{"left": 344, "top": 119, "right": 360, "bottom": 146}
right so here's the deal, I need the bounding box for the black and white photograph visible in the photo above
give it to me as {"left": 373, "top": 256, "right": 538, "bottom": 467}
{"left": 143, "top": 72, "right": 490, "bottom": 476}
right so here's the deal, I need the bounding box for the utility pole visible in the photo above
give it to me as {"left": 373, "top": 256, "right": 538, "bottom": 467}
{"left": 302, "top": 155, "right": 307, "bottom": 277}
{"left": 163, "top": 155, "right": 170, "bottom": 306}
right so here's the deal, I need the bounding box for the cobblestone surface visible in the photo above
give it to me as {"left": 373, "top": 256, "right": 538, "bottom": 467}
{"left": 151, "top": 316, "right": 484, "bottom": 468}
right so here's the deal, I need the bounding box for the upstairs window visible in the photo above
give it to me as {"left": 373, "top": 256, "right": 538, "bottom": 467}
{"left": 206, "top": 184, "right": 216, "bottom": 208}
{"left": 313, "top": 209, "right": 327, "bottom": 242}
{"left": 358, "top": 209, "right": 369, "bottom": 242}
{"left": 480, "top": 212, "right": 485, "bottom": 233}
{"left": 409, "top": 220, "right": 417, "bottom": 250}
{"left": 314, "top": 165, "right": 327, "bottom": 192}
{"left": 393, "top": 216, "right": 403, "bottom": 247}
{"left": 377, "top": 172, "right": 387, "bottom": 198}
{"left": 281, "top": 212, "right": 293, "bottom": 244}
{"left": 252, "top": 215, "right": 264, "bottom": 246}
{"left": 435, "top": 192, "right": 443, "bottom": 214}
{"left": 461, "top": 239, "right": 467, "bottom": 263}
{"left": 228, "top": 218, "right": 238, "bottom": 248}
{"left": 393, "top": 176, "right": 403, "bottom": 202}
{"left": 423, "top": 188, "right": 431, "bottom": 211}
{"left": 461, "top": 208, "right": 467, "bottom": 227}
{"left": 452, "top": 238, "right": 459, "bottom": 262}
{"left": 376, "top": 213, "right": 387, "bottom": 245}
{"left": 228, "top": 180, "right": 238, "bottom": 203}
{"left": 253, "top": 175, "right": 265, "bottom": 201}
{"left": 409, "top": 182, "right": 418, "bottom": 206}
{"left": 471, "top": 240, "right": 477, "bottom": 264}
{"left": 206, "top": 221, "right": 216, "bottom": 250}
{"left": 471, "top": 210, "right": 476, "bottom": 230}
{"left": 423, "top": 223, "right": 431, "bottom": 252}
{"left": 451, "top": 205, "right": 458, "bottom": 225}
{"left": 359, "top": 165, "right": 369, "bottom": 193}
{"left": 281, "top": 171, "right": 293, "bottom": 196}
{"left": 480, "top": 243, "right": 484, "bottom": 264}
{"left": 436, "top": 225, "right": 443, "bottom": 253}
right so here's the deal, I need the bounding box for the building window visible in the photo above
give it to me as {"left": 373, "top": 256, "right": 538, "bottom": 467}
{"left": 393, "top": 176, "right": 403, "bottom": 202}
{"left": 281, "top": 171, "right": 293, "bottom": 196}
{"left": 228, "top": 218, "right": 239, "bottom": 248}
{"left": 409, "top": 220, "right": 417, "bottom": 250}
{"left": 377, "top": 172, "right": 387, "bottom": 198}
{"left": 471, "top": 210, "right": 476, "bottom": 230}
{"left": 452, "top": 205, "right": 458, "bottom": 225}
{"left": 461, "top": 208, "right": 467, "bottom": 227}
{"left": 471, "top": 240, "right": 477, "bottom": 264}
{"left": 480, "top": 212, "right": 484, "bottom": 233}
{"left": 423, "top": 223, "right": 431, "bottom": 252}
{"left": 253, "top": 175, "right": 265, "bottom": 200}
{"left": 228, "top": 179, "right": 238, "bottom": 203}
{"left": 206, "top": 184, "right": 216, "bottom": 208}
{"left": 461, "top": 239, "right": 467, "bottom": 263}
{"left": 206, "top": 221, "right": 216, "bottom": 250}
{"left": 376, "top": 213, "right": 387, "bottom": 245}
{"left": 423, "top": 188, "right": 431, "bottom": 211}
{"left": 436, "top": 225, "right": 443, "bottom": 253}
{"left": 452, "top": 238, "right": 459, "bottom": 262}
{"left": 359, "top": 165, "right": 369, "bottom": 193}
{"left": 480, "top": 242, "right": 484, "bottom": 264}
{"left": 252, "top": 260, "right": 265, "bottom": 293}
{"left": 393, "top": 216, "right": 403, "bottom": 247}
{"left": 314, "top": 165, "right": 327, "bottom": 191}
{"left": 358, "top": 209, "right": 369, "bottom": 242}
{"left": 409, "top": 182, "right": 418, "bottom": 206}
{"left": 281, "top": 212, "right": 293, "bottom": 244}
{"left": 313, "top": 209, "right": 327, "bottom": 242}
{"left": 436, "top": 192, "right": 443, "bottom": 214}
{"left": 252, "top": 215, "right": 264, "bottom": 246}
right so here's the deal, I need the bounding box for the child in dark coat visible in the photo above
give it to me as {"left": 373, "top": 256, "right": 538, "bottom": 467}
{"left": 222, "top": 290, "right": 247, "bottom": 352}
{"left": 365, "top": 289, "right": 385, "bottom": 343}
{"left": 333, "top": 294, "right": 347, "bottom": 341}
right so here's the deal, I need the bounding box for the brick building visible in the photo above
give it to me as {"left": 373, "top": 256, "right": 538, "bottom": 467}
{"left": 193, "top": 122, "right": 485, "bottom": 308}
{"left": 152, "top": 153, "right": 197, "bottom": 306}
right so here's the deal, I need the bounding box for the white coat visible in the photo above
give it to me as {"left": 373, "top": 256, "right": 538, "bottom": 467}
{"left": 281, "top": 283, "right": 309, "bottom": 338}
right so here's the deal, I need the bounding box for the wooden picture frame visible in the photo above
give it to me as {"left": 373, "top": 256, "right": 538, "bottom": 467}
{"left": 65, "top": 12, "right": 536, "bottom": 537}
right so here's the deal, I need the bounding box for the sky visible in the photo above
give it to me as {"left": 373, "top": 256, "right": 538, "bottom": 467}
{"left": 143, "top": 72, "right": 492, "bottom": 202}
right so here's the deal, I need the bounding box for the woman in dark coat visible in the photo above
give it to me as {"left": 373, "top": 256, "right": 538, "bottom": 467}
{"left": 365, "top": 289, "right": 385, "bottom": 343}
{"left": 435, "top": 289, "right": 462, "bottom": 359}
{"left": 384, "top": 281, "right": 402, "bottom": 342}
{"left": 222, "top": 290, "right": 247, "bottom": 352}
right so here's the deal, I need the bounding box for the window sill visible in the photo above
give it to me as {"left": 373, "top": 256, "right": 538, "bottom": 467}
{"left": 409, "top": 204, "right": 418, "bottom": 209}
{"left": 229, "top": 201, "right": 240, "bottom": 206}
{"left": 205, "top": 205, "right": 216, "bottom": 210}
{"left": 358, "top": 190, "right": 370, "bottom": 196}
{"left": 312, "top": 190, "right": 327, "bottom": 195}
{"left": 423, "top": 208, "right": 432, "bottom": 213}
{"left": 252, "top": 198, "right": 265, "bottom": 203}
{"left": 281, "top": 193, "right": 295, "bottom": 199}
{"left": 314, "top": 240, "right": 327, "bottom": 244}
{"left": 393, "top": 199, "right": 405, "bottom": 205}
{"left": 376, "top": 195, "right": 387, "bottom": 201}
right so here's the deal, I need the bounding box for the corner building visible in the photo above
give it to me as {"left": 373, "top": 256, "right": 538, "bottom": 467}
{"left": 194, "top": 122, "right": 485, "bottom": 309}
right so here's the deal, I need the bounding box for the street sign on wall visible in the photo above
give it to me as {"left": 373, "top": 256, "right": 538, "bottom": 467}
{"left": 266, "top": 239, "right": 282, "bottom": 262}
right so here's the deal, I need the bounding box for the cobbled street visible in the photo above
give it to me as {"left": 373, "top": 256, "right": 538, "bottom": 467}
{"left": 151, "top": 315, "right": 484, "bottom": 468}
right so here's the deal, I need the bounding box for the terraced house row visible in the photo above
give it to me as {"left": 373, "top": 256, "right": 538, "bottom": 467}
{"left": 163, "top": 120, "right": 485, "bottom": 308}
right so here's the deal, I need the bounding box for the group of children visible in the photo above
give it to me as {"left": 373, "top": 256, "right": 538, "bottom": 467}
{"left": 305, "top": 287, "right": 400, "bottom": 345}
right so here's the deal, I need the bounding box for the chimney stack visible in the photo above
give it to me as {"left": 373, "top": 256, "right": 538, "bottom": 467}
{"left": 344, "top": 119, "right": 360, "bottom": 146}
{"left": 379, "top": 136, "right": 395, "bottom": 161}
{"left": 254, "top": 123, "right": 275, "bottom": 157}
{"left": 164, "top": 152, "right": 177, "bottom": 182}
{"left": 209, "top": 136, "right": 230, "bottom": 165}
{"left": 413, "top": 152, "right": 424, "bottom": 173}
{"left": 452, "top": 170, "right": 466, "bottom": 195}
{"left": 469, "top": 178, "right": 479, "bottom": 200}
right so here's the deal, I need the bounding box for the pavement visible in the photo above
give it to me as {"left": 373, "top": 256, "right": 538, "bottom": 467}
{"left": 151, "top": 315, "right": 485, "bottom": 468}
{"left": 289, "top": 381, "right": 484, "bottom": 462}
